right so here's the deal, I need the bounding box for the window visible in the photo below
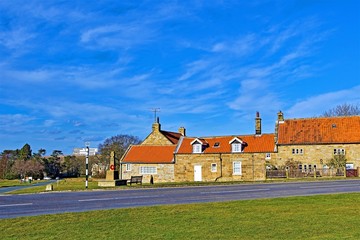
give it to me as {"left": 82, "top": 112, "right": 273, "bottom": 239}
{"left": 193, "top": 143, "right": 202, "bottom": 153}
{"left": 232, "top": 143, "right": 242, "bottom": 153}
{"left": 292, "top": 148, "right": 304, "bottom": 155}
{"left": 211, "top": 163, "right": 217, "bottom": 172}
{"left": 139, "top": 166, "right": 157, "bottom": 174}
{"left": 233, "top": 161, "right": 242, "bottom": 175}
{"left": 213, "top": 142, "right": 220, "bottom": 148}
{"left": 126, "top": 164, "right": 131, "bottom": 171}
{"left": 333, "top": 148, "right": 345, "bottom": 155}
{"left": 265, "top": 153, "right": 271, "bottom": 159}
{"left": 298, "top": 164, "right": 302, "bottom": 170}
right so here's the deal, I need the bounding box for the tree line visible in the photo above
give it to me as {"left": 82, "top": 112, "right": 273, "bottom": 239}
{"left": 0, "top": 134, "right": 141, "bottom": 180}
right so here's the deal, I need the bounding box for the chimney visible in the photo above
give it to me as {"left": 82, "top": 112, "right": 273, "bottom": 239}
{"left": 178, "top": 127, "right": 186, "bottom": 136}
{"left": 274, "top": 110, "right": 284, "bottom": 152}
{"left": 277, "top": 111, "right": 284, "bottom": 122}
{"left": 255, "top": 112, "right": 261, "bottom": 135}
{"left": 152, "top": 117, "right": 161, "bottom": 132}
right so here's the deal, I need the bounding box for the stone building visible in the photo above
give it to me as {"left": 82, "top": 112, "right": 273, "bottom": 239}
{"left": 272, "top": 112, "right": 360, "bottom": 172}
{"left": 120, "top": 118, "right": 185, "bottom": 183}
{"left": 174, "top": 133, "right": 275, "bottom": 182}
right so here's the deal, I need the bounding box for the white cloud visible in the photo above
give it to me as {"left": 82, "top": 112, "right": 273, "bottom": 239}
{"left": 0, "top": 28, "right": 35, "bottom": 49}
{"left": 286, "top": 85, "right": 360, "bottom": 118}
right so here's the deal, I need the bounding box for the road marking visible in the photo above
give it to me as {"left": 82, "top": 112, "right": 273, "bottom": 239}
{"left": 201, "top": 188, "right": 270, "bottom": 194}
{"left": 300, "top": 184, "right": 360, "bottom": 189}
{"left": 78, "top": 195, "right": 163, "bottom": 202}
{"left": 0, "top": 203, "right": 33, "bottom": 208}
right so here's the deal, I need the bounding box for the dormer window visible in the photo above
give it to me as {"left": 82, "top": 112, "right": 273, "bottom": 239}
{"left": 229, "top": 137, "right": 244, "bottom": 153}
{"left": 191, "top": 139, "right": 204, "bottom": 153}
{"left": 232, "top": 143, "right": 242, "bottom": 152}
{"left": 193, "top": 143, "right": 202, "bottom": 153}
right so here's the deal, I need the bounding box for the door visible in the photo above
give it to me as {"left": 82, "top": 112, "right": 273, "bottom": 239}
{"left": 194, "top": 165, "right": 202, "bottom": 181}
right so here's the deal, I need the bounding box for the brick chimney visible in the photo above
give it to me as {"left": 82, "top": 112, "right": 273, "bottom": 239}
{"left": 152, "top": 117, "right": 161, "bottom": 132}
{"left": 178, "top": 127, "right": 186, "bottom": 136}
{"left": 255, "top": 112, "right": 261, "bottom": 135}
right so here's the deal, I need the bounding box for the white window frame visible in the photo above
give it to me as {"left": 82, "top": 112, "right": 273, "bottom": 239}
{"left": 333, "top": 148, "right": 345, "bottom": 155}
{"left": 232, "top": 143, "right": 242, "bottom": 153}
{"left": 292, "top": 148, "right": 304, "bottom": 155}
{"left": 139, "top": 166, "right": 157, "bottom": 174}
{"left": 265, "top": 153, "right": 271, "bottom": 159}
{"left": 233, "top": 161, "right": 242, "bottom": 175}
{"left": 211, "top": 163, "right": 217, "bottom": 172}
{"left": 126, "top": 164, "right": 131, "bottom": 171}
{"left": 193, "top": 143, "right": 202, "bottom": 153}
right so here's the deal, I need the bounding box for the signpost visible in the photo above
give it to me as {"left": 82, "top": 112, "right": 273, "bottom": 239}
{"left": 85, "top": 142, "right": 90, "bottom": 189}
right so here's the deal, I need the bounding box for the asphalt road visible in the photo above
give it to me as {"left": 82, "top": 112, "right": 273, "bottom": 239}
{"left": 0, "top": 180, "right": 359, "bottom": 219}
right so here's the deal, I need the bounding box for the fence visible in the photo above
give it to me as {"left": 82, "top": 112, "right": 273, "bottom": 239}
{"left": 266, "top": 168, "right": 347, "bottom": 179}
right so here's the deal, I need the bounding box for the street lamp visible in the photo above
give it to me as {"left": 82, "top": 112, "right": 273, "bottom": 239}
{"left": 85, "top": 142, "right": 90, "bottom": 189}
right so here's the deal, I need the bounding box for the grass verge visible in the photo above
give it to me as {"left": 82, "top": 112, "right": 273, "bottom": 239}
{"left": 6, "top": 177, "right": 358, "bottom": 194}
{"left": 1, "top": 193, "right": 359, "bottom": 239}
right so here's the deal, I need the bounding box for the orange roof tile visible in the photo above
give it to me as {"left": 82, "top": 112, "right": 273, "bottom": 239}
{"left": 176, "top": 134, "right": 275, "bottom": 154}
{"left": 122, "top": 145, "right": 176, "bottom": 163}
{"left": 277, "top": 116, "right": 360, "bottom": 145}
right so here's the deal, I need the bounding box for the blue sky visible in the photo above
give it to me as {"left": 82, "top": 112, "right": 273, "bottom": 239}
{"left": 1, "top": 0, "right": 359, "bottom": 155}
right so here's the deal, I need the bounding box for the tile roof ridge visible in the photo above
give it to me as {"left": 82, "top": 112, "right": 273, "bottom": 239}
{"left": 181, "top": 133, "right": 275, "bottom": 139}
{"left": 286, "top": 115, "right": 360, "bottom": 121}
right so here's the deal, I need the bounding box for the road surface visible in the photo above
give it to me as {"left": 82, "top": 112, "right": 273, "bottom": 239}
{"left": 0, "top": 180, "right": 359, "bottom": 219}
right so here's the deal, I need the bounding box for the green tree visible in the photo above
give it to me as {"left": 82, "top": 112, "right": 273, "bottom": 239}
{"left": 327, "top": 155, "right": 347, "bottom": 169}
{"left": 62, "top": 155, "right": 81, "bottom": 177}
{"left": 43, "top": 150, "right": 63, "bottom": 178}
{"left": 0, "top": 150, "right": 18, "bottom": 179}
{"left": 19, "top": 143, "right": 32, "bottom": 160}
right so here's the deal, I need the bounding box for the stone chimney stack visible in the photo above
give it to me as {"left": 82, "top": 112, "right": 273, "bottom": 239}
{"left": 152, "top": 117, "right": 161, "bottom": 132}
{"left": 274, "top": 111, "right": 284, "bottom": 152}
{"left": 178, "top": 127, "right": 186, "bottom": 136}
{"left": 255, "top": 111, "right": 262, "bottom": 135}
{"left": 277, "top": 111, "right": 284, "bottom": 122}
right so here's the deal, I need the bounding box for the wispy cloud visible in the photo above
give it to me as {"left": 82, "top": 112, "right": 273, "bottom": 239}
{"left": 287, "top": 85, "right": 360, "bottom": 118}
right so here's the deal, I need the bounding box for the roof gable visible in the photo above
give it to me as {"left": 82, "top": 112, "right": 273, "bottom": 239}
{"left": 277, "top": 116, "right": 360, "bottom": 145}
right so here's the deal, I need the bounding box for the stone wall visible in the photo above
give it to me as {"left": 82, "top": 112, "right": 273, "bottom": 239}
{"left": 273, "top": 144, "right": 360, "bottom": 168}
{"left": 174, "top": 153, "right": 268, "bottom": 182}
{"left": 120, "top": 163, "right": 175, "bottom": 183}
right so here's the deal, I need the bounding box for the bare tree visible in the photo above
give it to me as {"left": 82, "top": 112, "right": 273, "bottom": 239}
{"left": 322, "top": 103, "right": 360, "bottom": 117}
{"left": 98, "top": 134, "right": 141, "bottom": 162}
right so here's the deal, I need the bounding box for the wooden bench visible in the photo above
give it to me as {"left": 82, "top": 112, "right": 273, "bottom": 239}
{"left": 128, "top": 176, "right": 143, "bottom": 185}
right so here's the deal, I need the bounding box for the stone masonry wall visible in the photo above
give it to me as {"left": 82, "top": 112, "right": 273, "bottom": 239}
{"left": 121, "top": 163, "right": 175, "bottom": 183}
{"left": 174, "top": 153, "right": 267, "bottom": 182}
{"left": 273, "top": 144, "right": 360, "bottom": 168}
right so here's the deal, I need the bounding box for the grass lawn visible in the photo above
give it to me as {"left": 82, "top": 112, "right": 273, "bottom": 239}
{"left": 6, "top": 177, "right": 355, "bottom": 194}
{"left": 1, "top": 193, "right": 359, "bottom": 240}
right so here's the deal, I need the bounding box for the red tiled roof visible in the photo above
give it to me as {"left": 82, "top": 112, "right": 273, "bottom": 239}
{"left": 176, "top": 134, "right": 275, "bottom": 154}
{"left": 122, "top": 145, "right": 176, "bottom": 163}
{"left": 161, "top": 131, "right": 182, "bottom": 144}
{"left": 277, "top": 116, "right": 360, "bottom": 145}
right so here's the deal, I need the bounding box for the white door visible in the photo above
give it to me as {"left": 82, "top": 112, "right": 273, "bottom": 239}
{"left": 194, "top": 165, "right": 202, "bottom": 181}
